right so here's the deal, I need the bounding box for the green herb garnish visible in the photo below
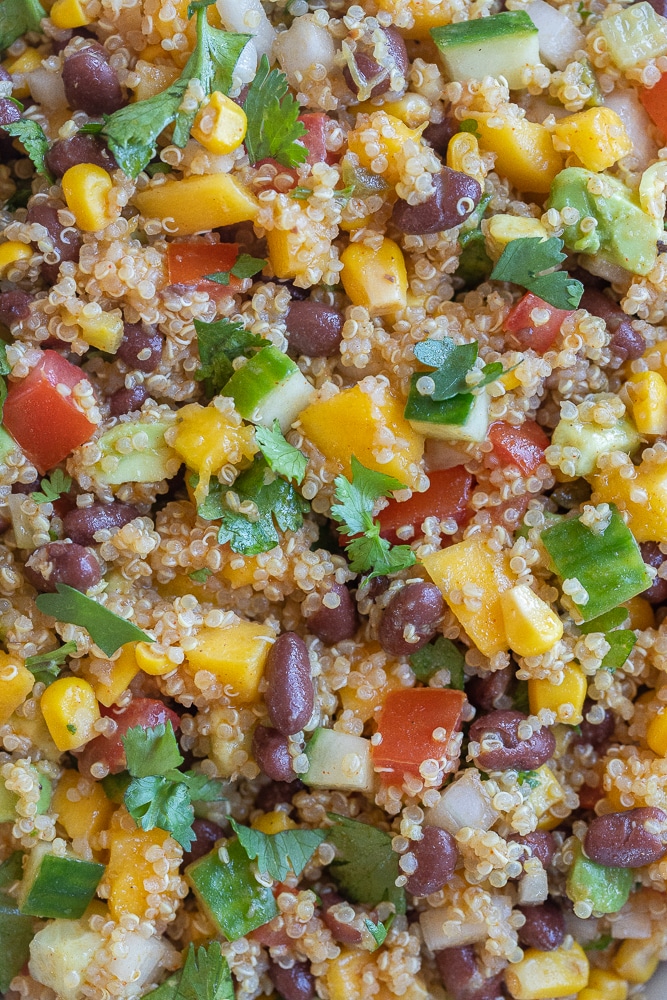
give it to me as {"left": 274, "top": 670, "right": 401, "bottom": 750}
{"left": 189, "top": 568, "right": 212, "bottom": 583}
{"left": 35, "top": 583, "right": 153, "bottom": 657}
{"left": 31, "top": 468, "right": 71, "bottom": 505}
{"left": 326, "top": 813, "right": 405, "bottom": 914}
{"left": 25, "top": 640, "right": 77, "bottom": 686}
{"left": 229, "top": 819, "right": 326, "bottom": 881}
{"left": 194, "top": 317, "right": 268, "bottom": 398}
{"left": 517, "top": 770, "right": 541, "bottom": 790}
{"left": 459, "top": 118, "right": 479, "bottom": 134}
{"left": 410, "top": 636, "right": 465, "bottom": 687}
{"left": 254, "top": 419, "right": 307, "bottom": 484}
{"left": 0, "top": 119, "right": 51, "bottom": 179}
{"left": 413, "top": 337, "right": 509, "bottom": 401}
{"left": 242, "top": 53, "right": 307, "bottom": 168}
{"left": 0, "top": 342, "right": 9, "bottom": 420}
{"left": 490, "top": 236, "right": 584, "bottom": 310}
{"left": 0, "top": 0, "right": 45, "bottom": 53}
{"left": 365, "top": 917, "right": 390, "bottom": 949}
{"left": 205, "top": 254, "right": 266, "bottom": 286}
{"left": 145, "top": 942, "right": 234, "bottom": 1000}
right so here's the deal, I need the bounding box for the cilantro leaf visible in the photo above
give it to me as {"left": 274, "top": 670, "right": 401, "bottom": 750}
{"left": 205, "top": 254, "right": 267, "bottom": 286}
{"left": 31, "top": 468, "right": 71, "bottom": 505}
{"left": 194, "top": 317, "right": 268, "bottom": 398}
{"left": 0, "top": 341, "right": 9, "bottom": 420}
{"left": 189, "top": 568, "right": 212, "bottom": 583}
{"left": 490, "top": 236, "right": 584, "bottom": 310}
{"left": 230, "top": 819, "right": 326, "bottom": 881}
{"left": 123, "top": 722, "right": 184, "bottom": 778}
{"left": 326, "top": 814, "right": 406, "bottom": 914}
{"left": 25, "top": 640, "right": 77, "bottom": 686}
{"left": 517, "top": 770, "right": 541, "bottom": 790}
{"left": 254, "top": 419, "right": 307, "bottom": 484}
{"left": 148, "top": 943, "right": 233, "bottom": 1000}
{"left": 0, "top": 119, "right": 50, "bottom": 178}
{"left": 125, "top": 775, "right": 197, "bottom": 849}
{"left": 458, "top": 118, "right": 479, "bottom": 135}
{"left": 410, "top": 636, "right": 464, "bottom": 687}
{"left": 35, "top": 583, "right": 153, "bottom": 657}
{"left": 243, "top": 54, "right": 307, "bottom": 168}
{"left": 0, "top": 0, "right": 45, "bottom": 53}
{"left": 365, "top": 918, "right": 389, "bottom": 950}
{"left": 413, "top": 338, "right": 478, "bottom": 401}
{"left": 344, "top": 525, "right": 415, "bottom": 580}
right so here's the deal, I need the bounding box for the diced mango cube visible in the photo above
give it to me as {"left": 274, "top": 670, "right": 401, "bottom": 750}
{"left": 185, "top": 621, "right": 275, "bottom": 702}
{"left": 0, "top": 654, "right": 34, "bottom": 725}
{"left": 627, "top": 370, "right": 667, "bottom": 435}
{"left": 486, "top": 216, "right": 549, "bottom": 259}
{"left": 347, "top": 111, "right": 422, "bottom": 187}
{"left": 356, "top": 92, "right": 431, "bottom": 128}
{"left": 299, "top": 382, "right": 424, "bottom": 488}
{"left": 134, "top": 174, "right": 259, "bottom": 235}
{"left": 592, "top": 458, "right": 667, "bottom": 542}
{"left": 552, "top": 108, "right": 632, "bottom": 172}
{"left": 106, "top": 809, "right": 175, "bottom": 919}
{"left": 529, "top": 663, "right": 587, "bottom": 724}
{"left": 505, "top": 941, "right": 589, "bottom": 999}
{"left": 624, "top": 595, "right": 655, "bottom": 630}
{"left": 50, "top": 0, "right": 91, "bottom": 28}
{"left": 4, "top": 48, "right": 42, "bottom": 97}
{"left": 133, "top": 60, "right": 181, "bottom": 101}
{"left": 422, "top": 538, "right": 514, "bottom": 656}
{"left": 79, "top": 645, "right": 140, "bottom": 708}
{"left": 587, "top": 968, "right": 628, "bottom": 1000}
{"left": 52, "top": 769, "right": 114, "bottom": 843}
{"left": 40, "top": 677, "right": 100, "bottom": 751}
{"left": 73, "top": 308, "right": 124, "bottom": 354}
{"left": 471, "top": 111, "right": 563, "bottom": 194}
{"left": 500, "top": 584, "right": 563, "bottom": 658}
{"left": 340, "top": 237, "right": 407, "bottom": 317}
{"left": 375, "top": 0, "right": 454, "bottom": 41}
{"left": 251, "top": 810, "right": 296, "bottom": 835}
{"left": 613, "top": 937, "right": 661, "bottom": 984}
{"left": 525, "top": 764, "right": 566, "bottom": 822}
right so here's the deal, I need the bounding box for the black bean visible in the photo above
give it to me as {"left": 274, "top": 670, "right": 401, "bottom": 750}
{"left": 109, "top": 385, "right": 149, "bottom": 416}
{"left": 252, "top": 725, "right": 295, "bottom": 782}
{"left": 580, "top": 288, "right": 646, "bottom": 361}
{"left": 610, "top": 320, "right": 645, "bottom": 362}
{"left": 11, "top": 476, "right": 39, "bottom": 495}
{"left": 320, "top": 889, "right": 364, "bottom": 945}
{"left": 434, "top": 947, "right": 505, "bottom": 1000}
{"left": 182, "top": 819, "right": 224, "bottom": 866}
{"left": 255, "top": 779, "right": 304, "bottom": 814}
{"left": 265, "top": 632, "right": 314, "bottom": 736}
{"left": 466, "top": 666, "right": 513, "bottom": 713}
{"left": 518, "top": 901, "right": 565, "bottom": 951}
{"left": 509, "top": 831, "right": 556, "bottom": 868}
{"left": 392, "top": 167, "right": 482, "bottom": 235}
{"left": 45, "top": 134, "right": 116, "bottom": 178}
{"left": 26, "top": 202, "right": 82, "bottom": 283}
{"left": 268, "top": 962, "right": 315, "bottom": 1000}
{"left": 62, "top": 43, "right": 124, "bottom": 116}
{"left": 24, "top": 541, "right": 101, "bottom": 593}
{"left": 573, "top": 699, "right": 615, "bottom": 748}
{"left": 468, "top": 710, "right": 556, "bottom": 772}
{"left": 405, "top": 826, "right": 458, "bottom": 897}
{"left": 0, "top": 66, "right": 10, "bottom": 83}
{"left": 579, "top": 287, "right": 625, "bottom": 329}
{"left": 550, "top": 478, "right": 592, "bottom": 511}
{"left": 422, "top": 114, "right": 458, "bottom": 156}
{"left": 117, "top": 322, "right": 163, "bottom": 373}
{"left": 378, "top": 581, "right": 444, "bottom": 656}
{"left": 641, "top": 541, "right": 667, "bottom": 604}
{"left": 308, "top": 583, "right": 358, "bottom": 644}
{"left": 584, "top": 807, "right": 667, "bottom": 867}
{"left": 646, "top": 0, "right": 667, "bottom": 18}
{"left": 0, "top": 290, "right": 33, "bottom": 327}
{"left": 343, "top": 26, "right": 408, "bottom": 99}
{"left": 63, "top": 502, "right": 139, "bottom": 545}
{"left": 285, "top": 300, "right": 343, "bottom": 358}
{"left": 0, "top": 98, "right": 21, "bottom": 127}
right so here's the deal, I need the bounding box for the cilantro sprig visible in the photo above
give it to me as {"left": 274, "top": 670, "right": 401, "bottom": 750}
{"left": 100, "top": 1, "right": 250, "bottom": 177}
{"left": 146, "top": 942, "right": 234, "bottom": 1000}
{"left": 25, "top": 640, "right": 77, "bottom": 686}
{"left": 1, "top": 119, "right": 51, "bottom": 179}
{"left": 0, "top": 342, "right": 9, "bottom": 420}
{"left": 31, "top": 469, "right": 71, "bottom": 505}
{"left": 490, "top": 236, "right": 584, "bottom": 310}
{"left": 413, "top": 337, "right": 509, "bottom": 401}
{"left": 330, "top": 457, "right": 416, "bottom": 580}
{"left": 326, "top": 814, "right": 406, "bottom": 914}
{"left": 410, "top": 636, "right": 464, "bottom": 687}
{"left": 122, "top": 722, "right": 224, "bottom": 850}
{"left": 194, "top": 317, "right": 268, "bottom": 398}
{"left": 0, "top": 0, "right": 45, "bottom": 53}
{"left": 243, "top": 54, "right": 307, "bottom": 168}
{"left": 254, "top": 420, "right": 307, "bottom": 484}
{"left": 205, "top": 254, "right": 266, "bottom": 286}
{"left": 230, "top": 819, "right": 326, "bottom": 881}
{"left": 34, "top": 583, "right": 153, "bottom": 657}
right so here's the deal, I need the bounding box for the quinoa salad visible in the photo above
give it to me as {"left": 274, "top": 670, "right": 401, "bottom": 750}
{"left": 7, "top": 0, "right": 667, "bottom": 999}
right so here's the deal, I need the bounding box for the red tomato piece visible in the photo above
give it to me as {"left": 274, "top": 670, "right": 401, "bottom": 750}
{"left": 504, "top": 292, "right": 572, "bottom": 354}
{"left": 298, "top": 113, "right": 336, "bottom": 165}
{"left": 3, "top": 350, "right": 97, "bottom": 474}
{"left": 166, "top": 242, "right": 245, "bottom": 296}
{"left": 640, "top": 74, "right": 667, "bottom": 136}
{"left": 76, "top": 697, "right": 181, "bottom": 777}
{"left": 378, "top": 467, "right": 474, "bottom": 545}
{"left": 488, "top": 420, "right": 550, "bottom": 476}
{"left": 373, "top": 688, "right": 466, "bottom": 783}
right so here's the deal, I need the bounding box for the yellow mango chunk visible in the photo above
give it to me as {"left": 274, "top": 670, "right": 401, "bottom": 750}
{"left": 647, "top": 707, "right": 667, "bottom": 755}
{"left": 106, "top": 809, "right": 174, "bottom": 920}
{"left": 592, "top": 458, "right": 667, "bottom": 542}
{"left": 340, "top": 237, "right": 407, "bottom": 317}
{"left": 505, "top": 941, "right": 589, "bottom": 999}
{"left": 134, "top": 174, "right": 259, "bottom": 235}
{"left": 40, "top": 677, "right": 100, "bottom": 751}
{"left": 79, "top": 645, "right": 140, "bottom": 708}
{"left": 251, "top": 809, "right": 296, "bottom": 835}
{"left": 375, "top": 0, "right": 455, "bottom": 40}
{"left": 500, "top": 584, "right": 563, "bottom": 657}
{"left": 526, "top": 765, "right": 566, "bottom": 824}
{"left": 627, "top": 370, "right": 667, "bottom": 435}
{"left": 73, "top": 308, "right": 124, "bottom": 354}
{"left": 133, "top": 60, "right": 181, "bottom": 101}
{"left": 552, "top": 108, "right": 632, "bottom": 173}
{"left": 185, "top": 620, "right": 275, "bottom": 703}
{"left": 529, "top": 663, "right": 587, "bottom": 724}
{"left": 52, "top": 770, "right": 114, "bottom": 843}
{"left": 422, "top": 538, "right": 514, "bottom": 656}
{"left": 613, "top": 938, "right": 661, "bottom": 984}
{"left": 50, "top": 0, "right": 91, "bottom": 28}
{"left": 326, "top": 949, "right": 428, "bottom": 1000}
{"left": 624, "top": 595, "right": 654, "bottom": 630}
{"left": 347, "top": 111, "right": 422, "bottom": 187}
{"left": 0, "top": 654, "right": 34, "bottom": 725}
{"left": 587, "top": 968, "right": 628, "bottom": 1000}
{"left": 221, "top": 556, "right": 260, "bottom": 589}
{"left": 0, "top": 241, "right": 32, "bottom": 277}
{"left": 471, "top": 111, "right": 563, "bottom": 194}
{"left": 355, "top": 92, "right": 431, "bottom": 128}
{"left": 299, "top": 382, "right": 424, "bottom": 488}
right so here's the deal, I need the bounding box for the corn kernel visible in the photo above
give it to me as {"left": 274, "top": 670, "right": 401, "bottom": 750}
{"left": 500, "top": 584, "right": 564, "bottom": 658}
{"left": 587, "top": 968, "right": 628, "bottom": 1000}
{"left": 135, "top": 641, "right": 173, "bottom": 677}
{"left": 62, "top": 163, "right": 118, "bottom": 232}
{"left": 50, "top": 0, "right": 91, "bottom": 28}
{"left": 528, "top": 663, "right": 587, "bottom": 724}
{"left": 613, "top": 938, "right": 661, "bottom": 984}
{"left": 4, "top": 48, "right": 43, "bottom": 97}
{"left": 356, "top": 92, "right": 431, "bottom": 128}
{"left": 51, "top": 770, "right": 114, "bottom": 842}
{"left": 505, "top": 942, "right": 589, "bottom": 999}
{"left": 251, "top": 809, "right": 297, "bottom": 835}
{"left": 0, "top": 241, "right": 32, "bottom": 276}
{"left": 192, "top": 91, "right": 247, "bottom": 155}
{"left": 486, "top": 216, "right": 549, "bottom": 260}
{"left": 169, "top": 401, "right": 258, "bottom": 504}
{"left": 73, "top": 308, "right": 124, "bottom": 353}
{"left": 627, "top": 370, "right": 667, "bottom": 435}
{"left": 552, "top": 108, "right": 632, "bottom": 173}
{"left": 340, "top": 237, "right": 407, "bottom": 317}
{"left": 447, "top": 132, "right": 485, "bottom": 186}
{"left": 185, "top": 622, "right": 275, "bottom": 703}
{"left": 40, "top": 677, "right": 100, "bottom": 751}
{"left": 133, "top": 173, "right": 259, "bottom": 235}
{"left": 647, "top": 707, "right": 667, "bottom": 755}
{"left": 0, "top": 653, "right": 34, "bottom": 725}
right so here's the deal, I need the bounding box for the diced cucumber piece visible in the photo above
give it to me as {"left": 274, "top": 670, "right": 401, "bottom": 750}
{"left": 405, "top": 378, "right": 490, "bottom": 443}
{"left": 0, "top": 892, "right": 34, "bottom": 993}
{"left": 303, "top": 728, "right": 374, "bottom": 794}
{"left": 431, "top": 12, "right": 541, "bottom": 90}
{"left": 18, "top": 843, "right": 104, "bottom": 919}
{"left": 566, "top": 841, "right": 632, "bottom": 915}
{"left": 224, "top": 346, "right": 315, "bottom": 433}
{"left": 541, "top": 504, "right": 651, "bottom": 622}
{"left": 600, "top": 1, "right": 667, "bottom": 71}
{"left": 186, "top": 838, "right": 278, "bottom": 941}
{"left": 0, "top": 768, "right": 51, "bottom": 823}
{"left": 551, "top": 408, "right": 640, "bottom": 476}
{"left": 0, "top": 425, "right": 19, "bottom": 465}
{"left": 28, "top": 919, "right": 103, "bottom": 1000}
{"left": 92, "top": 420, "right": 181, "bottom": 486}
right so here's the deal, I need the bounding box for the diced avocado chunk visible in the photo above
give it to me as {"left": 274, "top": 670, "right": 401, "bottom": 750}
{"left": 599, "top": 1, "right": 667, "bottom": 71}
{"left": 18, "top": 843, "right": 104, "bottom": 919}
{"left": 550, "top": 405, "right": 641, "bottom": 477}
{"left": 541, "top": 504, "right": 651, "bottom": 621}
{"left": 566, "top": 841, "right": 633, "bottom": 914}
{"left": 0, "top": 425, "right": 19, "bottom": 466}
{"left": 303, "top": 728, "right": 374, "bottom": 794}
{"left": 431, "top": 12, "right": 542, "bottom": 90}
{"left": 547, "top": 167, "right": 661, "bottom": 276}
{"left": 405, "top": 378, "right": 490, "bottom": 443}
{"left": 224, "top": 345, "right": 315, "bottom": 433}
{"left": 92, "top": 420, "right": 181, "bottom": 486}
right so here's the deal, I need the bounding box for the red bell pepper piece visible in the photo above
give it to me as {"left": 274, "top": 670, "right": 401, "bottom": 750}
{"left": 3, "top": 350, "right": 97, "bottom": 474}
{"left": 504, "top": 292, "right": 572, "bottom": 354}
{"left": 378, "top": 467, "right": 474, "bottom": 545}
{"left": 640, "top": 74, "right": 667, "bottom": 136}
{"left": 373, "top": 688, "right": 466, "bottom": 783}
{"left": 298, "top": 113, "right": 337, "bottom": 165}
{"left": 487, "top": 420, "right": 550, "bottom": 476}
{"left": 166, "top": 242, "right": 245, "bottom": 296}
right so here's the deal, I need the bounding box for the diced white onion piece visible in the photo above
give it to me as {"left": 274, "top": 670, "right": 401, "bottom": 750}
{"left": 605, "top": 87, "right": 659, "bottom": 173}
{"left": 425, "top": 770, "right": 498, "bottom": 835}
{"left": 274, "top": 14, "right": 337, "bottom": 91}
{"left": 424, "top": 439, "right": 469, "bottom": 471}
{"left": 216, "top": 0, "right": 276, "bottom": 59}
{"left": 30, "top": 920, "right": 104, "bottom": 1000}
{"left": 7, "top": 492, "right": 37, "bottom": 551}
{"left": 517, "top": 867, "right": 549, "bottom": 905}
{"left": 27, "top": 69, "right": 68, "bottom": 112}
{"left": 106, "top": 930, "right": 178, "bottom": 992}
{"left": 610, "top": 906, "right": 653, "bottom": 940}
{"left": 563, "top": 909, "right": 602, "bottom": 945}
{"left": 526, "top": 0, "right": 585, "bottom": 70}
{"left": 420, "top": 908, "right": 488, "bottom": 951}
